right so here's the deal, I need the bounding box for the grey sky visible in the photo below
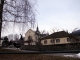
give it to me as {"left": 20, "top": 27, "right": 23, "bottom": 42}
{"left": 2, "top": 0, "right": 80, "bottom": 36}
{"left": 36, "top": 0, "right": 80, "bottom": 33}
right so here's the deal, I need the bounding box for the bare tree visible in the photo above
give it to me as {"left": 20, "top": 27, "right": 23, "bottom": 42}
{"left": 72, "top": 28, "right": 79, "bottom": 33}
{"left": 14, "top": 34, "right": 19, "bottom": 41}
{"left": 0, "top": 0, "right": 36, "bottom": 39}
{"left": 0, "top": 0, "right": 4, "bottom": 39}
{"left": 51, "top": 28, "right": 59, "bottom": 33}
{"left": 37, "top": 30, "right": 48, "bottom": 44}
{"left": 40, "top": 30, "right": 47, "bottom": 34}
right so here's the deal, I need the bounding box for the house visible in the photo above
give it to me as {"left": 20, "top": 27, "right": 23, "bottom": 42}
{"left": 24, "top": 26, "right": 48, "bottom": 45}
{"left": 41, "top": 31, "right": 79, "bottom": 45}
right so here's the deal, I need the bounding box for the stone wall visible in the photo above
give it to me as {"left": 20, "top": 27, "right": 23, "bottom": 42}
{"left": 20, "top": 42, "right": 80, "bottom": 51}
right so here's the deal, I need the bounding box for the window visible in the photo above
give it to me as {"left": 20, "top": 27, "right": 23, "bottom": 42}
{"left": 28, "top": 36, "right": 32, "bottom": 40}
{"left": 67, "top": 38, "right": 71, "bottom": 42}
{"left": 56, "top": 39, "right": 60, "bottom": 43}
{"left": 50, "top": 39, "right": 54, "bottom": 43}
{"left": 28, "top": 36, "right": 33, "bottom": 41}
{"left": 44, "top": 40, "right": 47, "bottom": 44}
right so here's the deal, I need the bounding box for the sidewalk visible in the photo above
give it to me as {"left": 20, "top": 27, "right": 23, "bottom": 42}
{"left": 2, "top": 47, "right": 38, "bottom": 53}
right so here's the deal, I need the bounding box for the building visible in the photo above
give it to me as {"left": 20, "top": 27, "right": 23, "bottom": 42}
{"left": 24, "top": 26, "right": 48, "bottom": 45}
{"left": 41, "top": 31, "right": 79, "bottom": 45}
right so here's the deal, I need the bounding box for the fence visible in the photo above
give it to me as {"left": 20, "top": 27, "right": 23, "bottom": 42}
{"left": 20, "top": 42, "right": 80, "bottom": 51}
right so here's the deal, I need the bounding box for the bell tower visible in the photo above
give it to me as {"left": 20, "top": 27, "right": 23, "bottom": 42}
{"left": 35, "top": 25, "right": 40, "bottom": 34}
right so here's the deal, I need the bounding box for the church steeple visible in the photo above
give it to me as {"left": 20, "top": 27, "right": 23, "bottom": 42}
{"left": 35, "top": 24, "right": 40, "bottom": 34}
{"left": 36, "top": 25, "right": 39, "bottom": 32}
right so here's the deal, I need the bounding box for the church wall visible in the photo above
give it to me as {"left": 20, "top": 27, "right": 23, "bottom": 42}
{"left": 24, "top": 29, "right": 37, "bottom": 45}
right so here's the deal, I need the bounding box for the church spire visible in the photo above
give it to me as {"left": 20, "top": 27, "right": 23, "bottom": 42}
{"left": 36, "top": 24, "right": 39, "bottom": 31}
{"left": 35, "top": 24, "right": 40, "bottom": 34}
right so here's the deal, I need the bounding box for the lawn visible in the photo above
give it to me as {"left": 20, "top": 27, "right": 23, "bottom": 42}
{"left": 0, "top": 54, "right": 80, "bottom": 60}
{"left": 0, "top": 48, "right": 80, "bottom": 60}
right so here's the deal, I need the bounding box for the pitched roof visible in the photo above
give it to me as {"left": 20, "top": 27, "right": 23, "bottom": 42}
{"left": 41, "top": 31, "right": 70, "bottom": 40}
{"left": 25, "top": 29, "right": 35, "bottom": 35}
{"left": 41, "top": 31, "right": 79, "bottom": 41}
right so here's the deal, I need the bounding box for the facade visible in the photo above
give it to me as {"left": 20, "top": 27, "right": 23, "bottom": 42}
{"left": 41, "top": 31, "right": 79, "bottom": 45}
{"left": 24, "top": 29, "right": 38, "bottom": 45}
{"left": 24, "top": 26, "right": 47, "bottom": 45}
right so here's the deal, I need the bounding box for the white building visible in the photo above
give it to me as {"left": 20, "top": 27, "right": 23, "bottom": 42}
{"left": 41, "top": 31, "right": 79, "bottom": 45}
{"left": 24, "top": 26, "right": 47, "bottom": 45}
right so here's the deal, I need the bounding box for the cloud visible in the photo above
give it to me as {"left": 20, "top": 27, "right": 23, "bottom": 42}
{"left": 36, "top": 0, "right": 80, "bottom": 33}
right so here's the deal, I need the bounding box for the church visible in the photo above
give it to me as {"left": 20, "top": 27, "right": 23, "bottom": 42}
{"left": 24, "top": 26, "right": 48, "bottom": 45}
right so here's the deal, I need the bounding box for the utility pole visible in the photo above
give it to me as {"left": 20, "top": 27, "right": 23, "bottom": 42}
{"left": 0, "top": 0, "right": 4, "bottom": 40}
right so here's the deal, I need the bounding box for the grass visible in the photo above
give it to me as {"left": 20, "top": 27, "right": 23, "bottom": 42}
{"left": 0, "top": 48, "right": 80, "bottom": 60}
{"left": 0, "top": 54, "right": 80, "bottom": 60}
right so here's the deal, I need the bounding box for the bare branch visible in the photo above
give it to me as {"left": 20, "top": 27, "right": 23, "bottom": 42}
{"left": 2, "top": 0, "right": 36, "bottom": 35}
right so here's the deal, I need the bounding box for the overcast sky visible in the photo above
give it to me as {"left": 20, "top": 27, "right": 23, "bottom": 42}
{"left": 2, "top": 0, "right": 80, "bottom": 36}
{"left": 36, "top": 0, "right": 80, "bottom": 33}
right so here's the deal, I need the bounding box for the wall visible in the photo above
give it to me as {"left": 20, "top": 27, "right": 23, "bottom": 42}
{"left": 20, "top": 42, "right": 80, "bottom": 51}
{"left": 55, "top": 37, "right": 70, "bottom": 44}
{"left": 41, "top": 37, "right": 72, "bottom": 45}
{"left": 24, "top": 29, "right": 38, "bottom": 45}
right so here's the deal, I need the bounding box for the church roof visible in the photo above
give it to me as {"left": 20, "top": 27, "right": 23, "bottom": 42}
{"left": 25, "top": 27, "right": 47, "bottom": 37}
{"left": 25, "top": 29, "right": 35, "bottom": 35}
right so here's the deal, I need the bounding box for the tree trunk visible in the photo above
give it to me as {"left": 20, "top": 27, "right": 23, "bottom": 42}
{"left": 0, "top": 0, "right": 4, "bottom": 40}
